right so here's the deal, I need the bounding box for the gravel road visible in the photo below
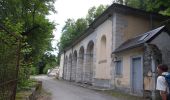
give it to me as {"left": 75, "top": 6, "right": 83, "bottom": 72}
{"left": 34, "top": 75, "right": 120, "bottom": 100}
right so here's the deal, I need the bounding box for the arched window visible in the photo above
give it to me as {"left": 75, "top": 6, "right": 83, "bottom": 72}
{"left": 100, "top": 35, "right": 106, "bottom": 60}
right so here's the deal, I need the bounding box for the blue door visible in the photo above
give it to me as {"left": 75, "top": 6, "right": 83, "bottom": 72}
{"left": 132, "top": 57, "right": 143, "bottom": 95}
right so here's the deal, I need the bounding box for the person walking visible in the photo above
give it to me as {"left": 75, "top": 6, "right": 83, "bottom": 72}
{"left": 156, "top": 64, "right": 170, "bottom": 100}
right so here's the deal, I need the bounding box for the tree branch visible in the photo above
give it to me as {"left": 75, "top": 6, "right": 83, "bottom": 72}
{"left": 0, "top": 23, "right": 21, "bottom": 39}
{"left": 0, "top": 23, "right": 11, "bottom": 34}
{"left": 22, "top": 25, "right": 40, "bottom": 35}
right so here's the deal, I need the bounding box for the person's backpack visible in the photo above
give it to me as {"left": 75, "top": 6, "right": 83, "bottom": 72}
{"left": 162, "top": 73, "right": 170, "bottom": 96}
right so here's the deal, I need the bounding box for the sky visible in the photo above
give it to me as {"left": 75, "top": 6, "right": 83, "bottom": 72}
{"left": 47, "top": 0, "right": 113, "bottom": 54}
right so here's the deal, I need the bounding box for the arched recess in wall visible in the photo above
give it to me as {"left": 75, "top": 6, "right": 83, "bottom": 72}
{"left": 85, "top": 40, "right": 94, "bottom": 84}
{"left": 98, "top": 35, "right": 107, "bottom": 78}
{"left": 100, "top": 35, "right": 107, "bottom": 61}
{"left": 64, "top": 56, "right": 68, "bottom": 80}
{"left": 78, "top": 46, "right": 84, "bottom": 82}
{"left": 72, "top": 50, "right": 77, "bottom": 81}
{"left": 68, "top": 53, "right": 72, "bottom": 81}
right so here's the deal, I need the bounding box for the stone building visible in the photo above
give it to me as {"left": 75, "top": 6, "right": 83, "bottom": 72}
{"left": 59, "top": 3, "right": 170, "bottom": 99}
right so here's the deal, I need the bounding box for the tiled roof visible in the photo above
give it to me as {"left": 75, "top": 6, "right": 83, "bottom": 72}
{"left": 113, "top": 26, "right": 166, "bottom": 53}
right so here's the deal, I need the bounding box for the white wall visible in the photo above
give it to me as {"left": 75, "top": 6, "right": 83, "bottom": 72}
{"left": 95, "top": 18, "right": 113, "bottom": 79}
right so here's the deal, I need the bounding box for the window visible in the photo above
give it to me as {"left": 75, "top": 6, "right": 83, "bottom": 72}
{"left": 115, "top": 60, "right": 122, "bottom": 75}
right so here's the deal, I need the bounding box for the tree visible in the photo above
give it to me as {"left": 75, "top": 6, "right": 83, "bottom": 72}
{"left": 120, "top": 0, "right": 170, "bottom": 15}
{"left": 59, "top": 18, "right": 88, "bottom": 51}
{"left": 113, "top": 0, "right": 124, "bottom": 4}
{"left": 0, "top": 0, "right": 56, "bottom": 66}
{"left": 86, "top": 5, "right": 108, "bottom": 24}
{"left": 41, "top": 52, "right": 58, "bottom": 74}
{"left": 0, "top": 0, "right": 56, "bottom": 88}
{"left": 126, "top": 0, "right": 145, "bottom": 10}
{"left": 59, "top": 5, "right": 108, "bottom": 52}
{"left": 144, "top": 0, "right": 170, "bottom": 15}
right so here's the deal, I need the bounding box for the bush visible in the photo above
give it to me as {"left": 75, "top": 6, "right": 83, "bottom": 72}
{"left": 30, "top": 66, "right": 37, "bottom": 75}
{"left": 43, "top": 65, "right": 51, "bottom": 74}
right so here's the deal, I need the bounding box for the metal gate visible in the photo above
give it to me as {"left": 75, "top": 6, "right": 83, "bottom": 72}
{"left": 0, "top": 27, "right": 21, "bottom": 100}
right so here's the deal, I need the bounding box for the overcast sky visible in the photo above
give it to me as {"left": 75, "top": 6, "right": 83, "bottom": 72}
{"left": 47, "top": 0, "right": 113, "bottom": 53}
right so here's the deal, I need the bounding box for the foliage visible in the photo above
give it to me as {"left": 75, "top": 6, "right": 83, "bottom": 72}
{"left": 0, "top": 0, "right": 56, "bottom": 64}
{"left": 0, "top": 0, "right": 56, "bottom": 89}
{"left": 144, "top": 0, "right": 170, "bottom": 15}
{"left": 38, "top": 52, "right": 58, "bottom": 74}
{"left": 114, "top": 0, "right": 170, "bottom": 15}
{"left": 113, "top": 0, "right": 124, "bottom": 5}
{"left": 86, "top": 5, "right": 108, "bottom": 24}
{"left": 125, "top": 0, "right": 145, "bottom": 10}
{"left": 59, "top": 5, "right": 108, "bottom": 52}
{"left": 0, "top": 25, "right": 19, "bottom": 90}
{"left": 59, "top": 18, "right": 88, "bottom": 51}
{"left": 30, "top": 66, "right": 37, "bottom": 75}
{"left": 17, "top": 79, "right": 37, "bottom": 91}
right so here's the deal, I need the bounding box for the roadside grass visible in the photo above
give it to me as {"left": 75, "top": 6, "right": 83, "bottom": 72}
{"left": 37, "top": 88, "right": 51, "bottom": 100}
{"left": 16, "top": 79, "right": 44, "bottom": 100}
{"left": 16, "top": 79, "right": 37, "bottom": 100}
{"left": 100, "top": 90, "right": 147, "bottom": 100}
{"left": 17, "top": 79, "right": 37, "bottom": 91}
{"left": 30, "top": 75, "right": 52, "bottom": 100}
{"left": 16, "top": 91, "right": 32, "bottom": 100}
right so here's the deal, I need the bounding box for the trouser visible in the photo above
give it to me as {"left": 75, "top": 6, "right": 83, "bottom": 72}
{"left": 167, "top": 95, "right": 170, "bottom": 100}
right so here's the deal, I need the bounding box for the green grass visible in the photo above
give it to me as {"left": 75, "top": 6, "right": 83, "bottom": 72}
{"left": 17, "top": 79, "right": 37, "bottom": 91}
{"left": 16, "top": 91, "right": 32, "bottom": 100}
{"left": 16, "top": 79, "right": 39, "bottom": 100}
{"left": 102, "top": 90, "right": 147, "bottom": 100}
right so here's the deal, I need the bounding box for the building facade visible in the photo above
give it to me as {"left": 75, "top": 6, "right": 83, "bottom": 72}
{"left": 59, "top": 3, "right": 170, "bottom": 99}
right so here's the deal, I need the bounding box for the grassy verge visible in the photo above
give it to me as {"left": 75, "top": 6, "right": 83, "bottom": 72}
{"left": 101, "top": 90, "right": 147, "bottom": 100}
{"left": 16, "top": 79, "right": 40, "bottom": 100}
{"left": 37, "top": 88, "right": 51, "bottom": 100}
{"left": 16, "top": 91, "right": 32, "bottom": 100}
{"left": 17, "top": 79, "right": 37, "bottom": 91}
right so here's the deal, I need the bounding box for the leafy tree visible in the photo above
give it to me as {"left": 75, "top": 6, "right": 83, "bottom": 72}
{"left": 117, "top": 0, "right": 170, "bottom": 15}
{"left": 144, "top": 0, "right": 170, "bottom": 15}
{"left": 86, "top": 5, "right": 108, "bottom": 24}
{"left": 59, "top": 18, "right": 88, "bottom": 51}
{"left": 41, "top": 52, "right": 58, "bottom": 74}
{"left": 113, "top": 0, "right": 124, "bottom": 4}
{"left": 0, "top": 0, "right": 56, "bottom": 63}
{"left": 59, "top": 5, "right": 107, "bottom": 52}
{"left": 126, "top": 0, "right": 146, "bottom": 10}
{"left": 0, "top": 0, "right": 56, "bottom": 89}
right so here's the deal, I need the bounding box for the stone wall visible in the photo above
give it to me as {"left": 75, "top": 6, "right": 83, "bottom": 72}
{"left": 143, "top": 44, "right": 162, "bottom": 99}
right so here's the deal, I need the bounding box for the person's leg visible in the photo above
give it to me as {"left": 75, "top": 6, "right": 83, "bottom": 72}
{"left": 167, "top": 95, "right": 170, "bottom": 100}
